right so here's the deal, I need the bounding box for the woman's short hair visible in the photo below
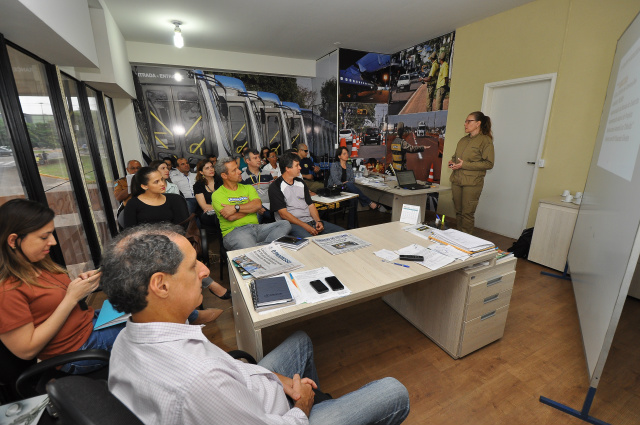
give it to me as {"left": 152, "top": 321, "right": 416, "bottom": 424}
{"left": 0, "top": 199, "right": 66, "bottom": 288}
{"left": 335, "top": 146, "right": 349, "bottom": 160}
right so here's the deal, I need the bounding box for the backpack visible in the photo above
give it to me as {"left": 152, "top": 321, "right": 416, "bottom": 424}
{"left": 508, "top": 227, "right": 534, "bottom": 258}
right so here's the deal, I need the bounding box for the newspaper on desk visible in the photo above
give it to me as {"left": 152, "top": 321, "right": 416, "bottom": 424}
{"left": 239, "top": 243, "right": 304, "bottom": 279}
{"left": 312, "top": 233, "right": 371, "bottom": 255}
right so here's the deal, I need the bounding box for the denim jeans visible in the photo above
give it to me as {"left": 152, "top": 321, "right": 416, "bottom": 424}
{"left": 60, "top": 310, "right": 126, "bottom": 374}
{"left": 223, "top": 221, "right": 291, "bottom": 250}
{"left": 289, "top": 220, "right": 344, "bottom": 239}
{"left": 259, "top": 331, "right": 410, "bottom": 425}
{"left": 185, "top": 197, "right": 198, "bottom": 215}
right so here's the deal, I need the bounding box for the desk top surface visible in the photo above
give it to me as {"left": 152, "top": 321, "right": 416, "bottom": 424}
{"left": 228, "top": 221, "right": 496, "bottom": 328}
{"left": 539, "top": 196, "right": 580, "bottom": 209}
{"left": 355, "top": 180, "right": 451, "bottom": 195}
{"left": 311, "top": 192, "right": 359, "bottom": 204}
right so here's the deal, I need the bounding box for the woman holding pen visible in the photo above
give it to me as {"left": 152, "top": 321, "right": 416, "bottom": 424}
{"left": 448, "top": 111, "right": 495, "bottom": 234}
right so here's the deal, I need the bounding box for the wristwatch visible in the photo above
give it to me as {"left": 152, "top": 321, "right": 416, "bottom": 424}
{"left": 235, "top": 205, "right": 240, "bottom": 213}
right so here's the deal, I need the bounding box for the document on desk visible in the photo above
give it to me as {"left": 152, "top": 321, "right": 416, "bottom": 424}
{"left": 290, "top": 267, "right": 351, "bottom": 304}
{"left": 427, "top": 243, "right": 470, "bottom": 260}
{"left": 397, "top": 244, "right": 455, "bottom": 270}
{"left": 403, "top": 224, "right": 434, "bottom": 241}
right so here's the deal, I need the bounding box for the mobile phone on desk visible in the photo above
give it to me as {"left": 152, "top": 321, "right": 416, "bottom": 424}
{"left": 310, "top": 279, "right": 329, "bottom": 294}
{"left": 325, "top": 276, "right": 344, "bottom": 291}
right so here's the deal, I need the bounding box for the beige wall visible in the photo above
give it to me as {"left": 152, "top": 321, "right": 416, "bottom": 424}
{"left": 440, "top": 0, "right": 640, "bottom": 227}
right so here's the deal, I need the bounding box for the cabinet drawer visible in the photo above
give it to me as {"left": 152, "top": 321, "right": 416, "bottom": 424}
{"left": 462, "top": 257, "right": 516, "bottom": 283}
{"left": 467, "top": 271, "right": 515, "bottom": 305}
{"left": 464, "top": 289, "right": 512, "bottom": 321}
{"left": 459, "top": 305, "right": 509, "bottom": 357}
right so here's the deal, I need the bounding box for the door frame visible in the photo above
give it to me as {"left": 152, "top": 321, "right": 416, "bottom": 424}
{"left": 481, "top": 73, "right": 556, "bottom": 235}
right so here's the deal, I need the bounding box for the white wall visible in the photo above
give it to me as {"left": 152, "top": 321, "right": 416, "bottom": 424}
{"left": 74, "top": 1, "right": 135, "bottom": 98}
{"left": 0, "top": 0, "right": 98, "bottom": 66}
{"left": 126, "top": 41, "right": 316, "bottom": 78}
{"left": 112, "top": 98, "right": 143, "bottom": 164}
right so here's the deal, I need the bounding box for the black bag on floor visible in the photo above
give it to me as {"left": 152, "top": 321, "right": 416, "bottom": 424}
{"left": 508, "top": 227, "right": 534, "bottom": 258}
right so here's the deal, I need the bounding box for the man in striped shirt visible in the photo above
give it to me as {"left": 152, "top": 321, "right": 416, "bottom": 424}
{"left": 101, "top": 223, "right": 410, "bottom": 425}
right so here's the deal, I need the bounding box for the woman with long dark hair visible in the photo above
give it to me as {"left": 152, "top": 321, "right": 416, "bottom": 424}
{"left": 0, "top": 199, "right": 122, "bottom": 373}
{"left": 448, "top": 111, "right": 495, "bottom": 234}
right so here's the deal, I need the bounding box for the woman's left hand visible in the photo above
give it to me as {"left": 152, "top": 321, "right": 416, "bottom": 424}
{"left": 77, "top": 269, "right": 101, "bottom": 281}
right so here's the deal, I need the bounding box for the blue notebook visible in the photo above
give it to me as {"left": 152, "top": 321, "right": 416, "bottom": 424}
{"left": 94, "top": 299, "right": 130, "bottom": 330}
{"left": 249, "top": 276, "right": 295, "bottom": 312}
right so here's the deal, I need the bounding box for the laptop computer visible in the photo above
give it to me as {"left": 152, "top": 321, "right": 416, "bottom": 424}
{"left": 395, "top": 170, "right": 430, "bottom": 190}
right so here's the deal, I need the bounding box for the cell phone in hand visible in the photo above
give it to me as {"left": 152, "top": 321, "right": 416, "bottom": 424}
{"left": 325, "top": 276, "right": 344, "bottom": 291}
{"left": 310, "top": 279, "right": 329, "bottom": 294}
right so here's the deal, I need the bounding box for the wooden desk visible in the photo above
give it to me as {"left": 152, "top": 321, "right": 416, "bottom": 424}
{"left": 354, "top": 180, "right": 451, "bottom": 222}
{"left": 228, "top": 222, "right": 516, "bottom": 360}
{"left": 528, "top": 196, "right": 579, "bottom": 271}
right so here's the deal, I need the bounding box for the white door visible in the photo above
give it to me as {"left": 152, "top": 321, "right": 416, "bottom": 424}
{"left": 475, "top": 74, "right": 556, "bottom": 238}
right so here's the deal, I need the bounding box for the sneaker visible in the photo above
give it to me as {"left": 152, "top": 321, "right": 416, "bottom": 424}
{"left": 378, "top": 205, "right": 388, "bottom": 213}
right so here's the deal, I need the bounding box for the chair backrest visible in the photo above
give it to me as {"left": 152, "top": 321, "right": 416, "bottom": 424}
{"left": 0, "top": 340, "right": 36, "bottom": 403}
{"left": 47, "top": 376, "right": 144, "bottom": 425}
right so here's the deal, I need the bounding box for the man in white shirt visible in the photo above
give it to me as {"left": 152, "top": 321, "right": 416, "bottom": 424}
{"left": 100, "top": 223, "right": 410, "bottom": 425}
{"left": 241, "top": 148, "right": 274, "bottom": 223}
{"left": 170, "top": 157, "right": 197, "bottom": 214}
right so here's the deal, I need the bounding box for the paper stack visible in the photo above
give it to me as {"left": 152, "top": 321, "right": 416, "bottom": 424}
{"left": 429, "top": 229, "right": 496, "bottom": 256}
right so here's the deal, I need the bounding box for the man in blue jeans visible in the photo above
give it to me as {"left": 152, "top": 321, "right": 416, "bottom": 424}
{"left": 269, "top": 152, "right": 345, "bottom": 238}
{"left": 102, "top": 223, "right": 410, "bottom": 425}
{"left": 212, "top": 157, "right": 290, "bottom": 250}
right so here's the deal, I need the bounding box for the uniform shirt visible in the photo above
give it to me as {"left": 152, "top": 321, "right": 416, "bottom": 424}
{"left": 299, "top": 158, "right": 316, "bottom": 179}
{"left": 170, "top": 169, "right": 197, "bottom": 199}
{"left": 449, "top": 133, "right": 495, "bottom": 186}
{"left": 427, "top": 59, "right": 439, "bottom": 85}
{"left": 211, "top": 184, "right": 260, "bottom": 237}
{"left": 0, "top": 271, "right": 94, "bottom": 360}
{"left": 241, "top": 169, "right": 274, "bottom": 209}
{"left": 109, "top": 321, "right": 307, "bottom": 425}
{"left": 436, "top": 61, "right": 449, "bottom": 89}
{"left": 269, "top": 177, "right": 313, "bottom": 223}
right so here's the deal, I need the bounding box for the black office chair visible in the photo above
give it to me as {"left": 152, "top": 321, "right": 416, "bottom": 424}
{"left": 46, "top": 376, "right": 144, "bottom": 425}
{"left": 44, "top": 350, "right": 257, "bottom": 425}
{"left": 0, "top": 340, "right": 110, "bottom": 403}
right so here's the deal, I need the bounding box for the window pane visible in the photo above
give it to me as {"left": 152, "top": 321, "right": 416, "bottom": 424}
{"left": 8, "top": 46, "right": 94, "bottom": 274}
{"left": 0, "top": 95, "right": 28, "bottom": 205}
{"left": 86, "top": 87, "right": 119, "bottom": 235}
{"left": 104, "top": 97, "right": 124, "bottom": 177}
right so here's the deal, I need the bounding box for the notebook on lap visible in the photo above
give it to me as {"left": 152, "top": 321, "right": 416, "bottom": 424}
{"left": 396, "top": 170, "right": 430, "bottom": 190}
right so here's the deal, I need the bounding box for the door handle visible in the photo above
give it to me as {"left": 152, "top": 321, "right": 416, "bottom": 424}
{"left": 527, "top": 161, "right": 535, "bottom": 165}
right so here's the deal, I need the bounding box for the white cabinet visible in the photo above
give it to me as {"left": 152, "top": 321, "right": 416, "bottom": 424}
{"left": 528, "top": 197, "right": 579, "bottom": 272}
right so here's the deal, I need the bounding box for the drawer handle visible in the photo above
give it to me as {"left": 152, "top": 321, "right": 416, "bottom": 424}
{"left": 487, "top": 277, "right": 502, "bottom": 286}
{"left": 483, "top": 294, "right": 499, "bottom": 304}
{"left": 481, "top": 311, "right": 496, "bottom": 321}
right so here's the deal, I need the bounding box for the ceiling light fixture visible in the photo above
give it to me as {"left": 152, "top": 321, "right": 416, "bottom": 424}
{"left": 173, "top": 21, "right": 184, "bottom": 48}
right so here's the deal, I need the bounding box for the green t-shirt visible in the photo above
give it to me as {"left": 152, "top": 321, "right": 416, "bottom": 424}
{"left": 212, "top": 184, "right": 260, "bottom": 237}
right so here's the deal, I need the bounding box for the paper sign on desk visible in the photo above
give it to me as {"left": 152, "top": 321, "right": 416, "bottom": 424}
{"left": 399, "top": 204, "right": 421, "bottom": 225}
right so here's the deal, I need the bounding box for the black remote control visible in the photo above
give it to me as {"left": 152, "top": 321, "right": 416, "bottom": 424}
{"left": 399, "top": 255, "right": 424, "bottom": 261}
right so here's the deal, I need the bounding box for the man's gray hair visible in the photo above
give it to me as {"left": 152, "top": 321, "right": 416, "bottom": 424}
{"left": 100, "top": 223, "right": 185, "bottom": 314}
{"left": 214, "top": 157, "right": 236, "bottom": 177}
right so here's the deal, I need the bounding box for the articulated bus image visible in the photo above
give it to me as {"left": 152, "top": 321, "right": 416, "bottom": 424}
{"left": 133, "top": 66, "right": 336, "bottom": 166}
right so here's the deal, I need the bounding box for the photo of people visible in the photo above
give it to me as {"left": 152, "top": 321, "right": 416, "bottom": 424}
{"left": 389, "top": 32, "right": 455, "bottom": 115}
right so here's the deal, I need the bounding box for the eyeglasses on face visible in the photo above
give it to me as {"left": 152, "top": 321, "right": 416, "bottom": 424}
{"left": 464, "top": 120, "right": 477, "bottom": 124}
{"left": 301, "top": 149, "right": 309, "bottom": 152}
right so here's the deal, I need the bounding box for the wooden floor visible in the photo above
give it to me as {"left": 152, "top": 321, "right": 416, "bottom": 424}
{"left": 171, "top": 210, "right": 640, "bottom": 424}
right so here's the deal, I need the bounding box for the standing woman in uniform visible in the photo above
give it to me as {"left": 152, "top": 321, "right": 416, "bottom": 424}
{"left": 448, "top": 111, "right": 495, "bottom": 234}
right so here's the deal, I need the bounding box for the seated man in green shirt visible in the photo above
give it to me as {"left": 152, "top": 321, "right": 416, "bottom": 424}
{"left": 212, "top": 157, "right": 291, "bottom": 250}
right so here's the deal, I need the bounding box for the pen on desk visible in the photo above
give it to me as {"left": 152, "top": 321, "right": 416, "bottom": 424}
{"left": 383, "top": 259, "right": 410, "bottom": 268}
{"left": 289, "top": 273, "right": 300, "bottom": 290}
